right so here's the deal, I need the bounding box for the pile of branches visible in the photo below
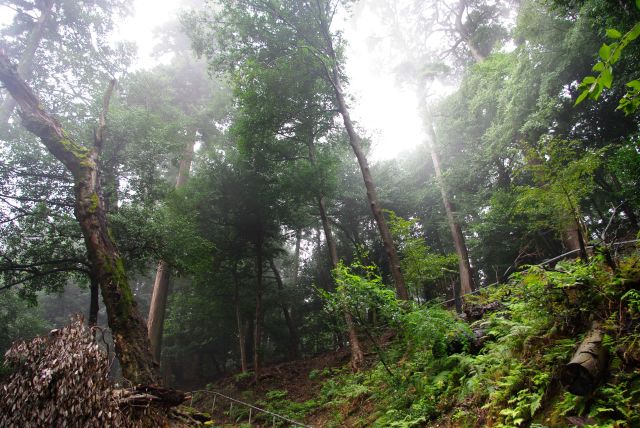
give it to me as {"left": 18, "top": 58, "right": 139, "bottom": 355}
{"left": 0, "top": 316, "right": 188, "bottom": 427}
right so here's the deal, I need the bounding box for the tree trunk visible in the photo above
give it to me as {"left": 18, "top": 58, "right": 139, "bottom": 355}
{"left": 317, "top": 22, "right": 407, "bottom": 300}
{"left": 306, "top": 138, "right": 365, "bottom": 370}
{"left": 561, "top": 321, "right": 608, "bottom": 396}
{"left": 148, "top": 139, "right": 196, "bottom": 362}
{"left": 0, "top": 55, "right": 158, "bottom": 384}
{"left": 233, "top": 266, "right": 248, "bottom": 373}
{"left": 88, "top": 275, "right": 100, "bottom": 327}
{"left": 269, "top": 258, "right": 300, "bottom": 360}
{"left": 0, "top": 0, "right": 53, "bottom": 125}
{"left": 292, "top": 228, "right": 302, "bottom": 288}
{"left": 560, "top": 185, "right": 589, "bottom": 261}
{"left": 148, "top": 260, "right": 170, "bottom": 362}
{"left": 253, "top": 241, "right": 264, "bottom": 383}
{"left": 425, "top": 120, "right": 474, "bottom": 296}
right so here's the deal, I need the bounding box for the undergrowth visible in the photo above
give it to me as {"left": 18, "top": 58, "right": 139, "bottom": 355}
{"left": 254, "top": 252, "right": 640, "bottom": 427}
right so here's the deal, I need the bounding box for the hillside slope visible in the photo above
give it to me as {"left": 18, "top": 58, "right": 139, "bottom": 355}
{"left": 193, "top": 252, "right": 640, "bottom": 427}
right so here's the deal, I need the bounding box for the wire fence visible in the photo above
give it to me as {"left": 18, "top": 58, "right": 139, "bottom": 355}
{"left": 189, "top": 389, "right": 314, "bottom": 428}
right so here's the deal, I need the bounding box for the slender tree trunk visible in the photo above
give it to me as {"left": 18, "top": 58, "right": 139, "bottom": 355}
{"left": 316, "top": 20, "right": 407, "bottom": 300}
{"left": 0, "top": 55, "right": 158, "bottom": 384}
{"left": 306, "top": 138, "right": 364, "bottom": 369}
{"left": 148, "top": 261, "right": 170, "bottom": 362}
{"left": 269, "top": 258, "right": 300, "bottom": 360}
{"left": 0, "top": 0, "right": 53, "bottom": 125}
{"left": 559, "top": 185, "right": 589, "bottom": 261}
{"left": 148, "top": 139, "right": 196, "bottom": 362}
{"left": 320, "top": 201, "right": 364, "bottom": 371}
{"left": 234, "top": 267, "right": 248, "bottom": 372}
{"left": 292, "top": 228, "right": 302, "bottom": 288}
{"left": 253, "top": 241, "right": 264, "bottom": 383}
{"left": 425, "top": 120, "right": 474, "bottom": 296}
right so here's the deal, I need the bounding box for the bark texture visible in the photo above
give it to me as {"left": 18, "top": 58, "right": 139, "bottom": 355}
{"left": 562, "top": 321, "right": 608, "bottom": 396}
{"left": 0, "top": 53, "right": 158, "bottom": 384}
{"left": 425, "top": 120, "right": 474, "bottom": 296}
{"left": 148, "top": 139, "right": 195, "bottom": 362}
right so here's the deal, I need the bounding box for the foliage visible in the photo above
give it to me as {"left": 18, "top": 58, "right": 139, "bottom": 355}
{"left": 0, "top": 290, "right": 49, "bottom": 376}
{"left": 387, "top": 211, "right": 459, "bottom": 300}
{"left": 575, "top": 1, "right": 640, "bottom": 114}
{"left": 296, "top": 253, "right": 640, "bottom": 427}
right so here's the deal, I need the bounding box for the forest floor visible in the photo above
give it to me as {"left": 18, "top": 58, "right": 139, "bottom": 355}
{"left": 189, "top": 333, "right": 396, "bottom": 427}
{"left": 186, "top": 254, "right": 640, "bottom": 428}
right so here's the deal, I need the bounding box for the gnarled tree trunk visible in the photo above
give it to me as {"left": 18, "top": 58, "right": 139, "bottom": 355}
{"left": 0, "top": 53, "right": 158, "bottom": 384}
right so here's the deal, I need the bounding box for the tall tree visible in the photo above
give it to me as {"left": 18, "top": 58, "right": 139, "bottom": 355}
{"left": 0, "top": 54, "right": 158, "bottom": 384}
{"left": 186, "top": 0, "right": 409, "bottom": 300}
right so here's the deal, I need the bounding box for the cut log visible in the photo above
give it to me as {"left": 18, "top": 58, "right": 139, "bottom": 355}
{"left": 561, "top": 321, "right": 608, "bottom": 396}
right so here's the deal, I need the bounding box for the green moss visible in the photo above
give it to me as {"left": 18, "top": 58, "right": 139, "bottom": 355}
{"left": 113, "top": 257, "right": 133, "bottom": 306}
{"left": 60, "top": 138, "right": 89, "bottom": 159}
{"left": 101, "top": 255, "right": 134, "bottom": 318}
{"left": 88, "top": 193, "right": 99, "bottom": 213}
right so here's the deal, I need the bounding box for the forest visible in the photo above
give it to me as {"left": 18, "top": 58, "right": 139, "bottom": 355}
{"left": 0, "top": 0, "right": 639, "bottom": 426}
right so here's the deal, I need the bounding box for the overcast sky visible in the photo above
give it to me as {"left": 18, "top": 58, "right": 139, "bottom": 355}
{"left": 0, "top": 0, "right": 425, "bottom": 160}
{"left": 113, "top": 0, "right": 425, "bottom": 161}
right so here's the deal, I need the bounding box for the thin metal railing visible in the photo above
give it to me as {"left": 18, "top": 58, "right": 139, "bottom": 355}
{"left": 190, "top": 389, "right": 314, "bottom": 428}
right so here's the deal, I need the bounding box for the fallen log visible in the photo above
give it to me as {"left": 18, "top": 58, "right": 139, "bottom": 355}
{"left": 117, "top": 385, "right": 188, "bottom": 408}
{"left": 561, "top": 321, "right": 608, "bottom": 396}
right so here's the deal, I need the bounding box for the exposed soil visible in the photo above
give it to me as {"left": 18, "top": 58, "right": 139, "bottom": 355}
{"left": 189, "top": 331, "right": 397, "bottom": 427}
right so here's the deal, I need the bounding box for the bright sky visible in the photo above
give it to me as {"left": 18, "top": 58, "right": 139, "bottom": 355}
{"left": 114, "top": 0, "right": 425, "bottom": 161}
{"left": 0, "top": 0, "right": 425, "bottom": 161}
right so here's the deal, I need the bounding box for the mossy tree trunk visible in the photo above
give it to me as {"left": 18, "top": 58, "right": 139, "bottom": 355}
{"left": 0, "top": 53, "right": 159, "bottom": 385}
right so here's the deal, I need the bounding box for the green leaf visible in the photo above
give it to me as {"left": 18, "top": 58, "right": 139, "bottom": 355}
{"left": 627, "top": 80, "right": 640, "bottom": 91}
{"left": 592, "top": 62, "right": 605, "bottom": 72}
{"left": 599, "top": 43, "right": 611, "bottom": 60}
{"left": 636, "top": 0, "right": 640, "bottom": 10}
{"left": 582, "top": 76, "right": 596, "bottom": 84}
{"left": 629, "top": 22, "right": 640, "bottom": 41}
{"left": 611, "top": 44, "right": 622, "bottom": 64}
{"left": 606, "top": 29, "right": 622, "bottom": 39}
{"left": 574, "top": 90, "right": 589, "bottom": 106}
{"left": 601, "top": 67, "right": 613, "bottom": 88}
